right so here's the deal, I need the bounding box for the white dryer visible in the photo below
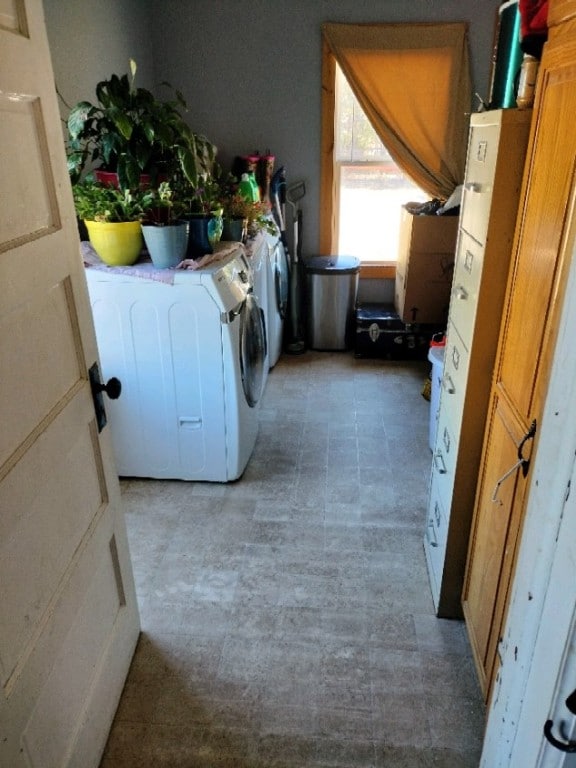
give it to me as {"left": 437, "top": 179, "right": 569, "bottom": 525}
{"left": 265, "top": 233, "right": 289, "bottom": 368}
{"left": 84, "top": 249, "right": 266, "bottom": 482}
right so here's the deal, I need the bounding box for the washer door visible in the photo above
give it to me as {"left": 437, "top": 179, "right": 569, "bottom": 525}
{"left": 275, "top": 241, "right": 289, "bottom": 320}
{"left": 240, "top": 293, "right": 266, "bottom": 407}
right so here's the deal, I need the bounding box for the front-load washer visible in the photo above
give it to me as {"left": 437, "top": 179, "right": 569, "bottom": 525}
{"left": 84, "top": 248, "right": 266, "bottom": 482}
{"left": 246, "top": 233, "right": 270, "bottom": 385}
{"left": 265, "top": 233, "right": 289, "bottom": 368}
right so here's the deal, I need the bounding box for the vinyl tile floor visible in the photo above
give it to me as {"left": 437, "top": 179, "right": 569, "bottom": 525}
{"left": 100, "top": 351, "right": 485, "bottom": 768}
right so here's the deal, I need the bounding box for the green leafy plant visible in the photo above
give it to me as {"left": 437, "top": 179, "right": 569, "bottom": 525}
{"left": 141, "top": 181, "right": 187, "bottom": 225}
{"left": 244, "top": 200, "right": 278, "bottom": 237}
{"left": 73, "top": 179, "right": 152, "bottom": 222}
{"left": 169, "top": 162, "right": 228, "bottom": 216}
{"left": 65, "top": 59, "right": 217, "bottom": 190}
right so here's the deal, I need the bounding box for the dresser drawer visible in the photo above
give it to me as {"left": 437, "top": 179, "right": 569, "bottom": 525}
{"left": 464, "top": 121, "right": 499, "bottom": 188}
{"left": 450, "top": 231, "right": 484, "bottom": 349}
{"left": 430, "top": 406, "right": 458, "bottom": 515}
{"left": 441, "top": 323, "right": 470, "bottom": 434}
{"left": 460, "top": 192, "right": 493, "bottom": 247}
{"left": 460, "top": 122, "right": 499, "bottom": 246}
{"left": 424, "top": 474, "right": 449, "bottom": 609}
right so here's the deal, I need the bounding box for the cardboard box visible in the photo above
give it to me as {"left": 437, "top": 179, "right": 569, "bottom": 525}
{"left": 394, "top": 207, "right": 458, "bottom": 324}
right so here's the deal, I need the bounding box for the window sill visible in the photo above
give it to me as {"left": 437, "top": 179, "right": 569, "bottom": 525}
{"left": 359, "top": 262, "right": 396, "bottom": 280}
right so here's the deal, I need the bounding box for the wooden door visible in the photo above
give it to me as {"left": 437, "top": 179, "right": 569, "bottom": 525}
{"left": 463, "top": 2, "right": 576, "bottom": 702}
{"left": 506, "top": 226, "right": 576, "bottom": 767}
{"left": 481, "top": 178, "right": 576, "bottom": 766}
{"left": 0, "top": 2, "right": 140, "bottom": 766}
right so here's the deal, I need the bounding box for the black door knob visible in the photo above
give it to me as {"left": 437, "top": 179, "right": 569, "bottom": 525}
{"left": 95, "top": 376, "right": 122, "bottom": 400}
{"left": 89, "top": 362, "right": 121, "bottom": 433}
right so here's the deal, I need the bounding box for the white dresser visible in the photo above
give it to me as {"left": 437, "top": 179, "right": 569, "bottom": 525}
{"left": 424, "top": 109, "right": 532, "bottom": 618}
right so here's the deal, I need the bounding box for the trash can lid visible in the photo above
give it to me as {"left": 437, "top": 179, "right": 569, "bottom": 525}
{"left": 304, "top": 254, "right": 360, "bottom": 275}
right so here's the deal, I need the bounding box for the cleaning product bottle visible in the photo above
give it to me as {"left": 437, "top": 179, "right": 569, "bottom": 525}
{"left": 248, "top": 171, "right": 260, "bottom": 201}
{"left": 239, "top": 173, "right": 260, "bottom": 203}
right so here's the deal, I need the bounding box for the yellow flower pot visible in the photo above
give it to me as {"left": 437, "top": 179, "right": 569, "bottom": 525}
{"left": 84, "top": 220, "right": 143, "bottom": 266}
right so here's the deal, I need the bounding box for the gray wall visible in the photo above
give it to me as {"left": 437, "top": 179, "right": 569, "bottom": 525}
{"left": 44, "top": 0, "right": 500, "bottom": 257}
{"left": 44, "top": 0, "right": 155, "bottom": 116}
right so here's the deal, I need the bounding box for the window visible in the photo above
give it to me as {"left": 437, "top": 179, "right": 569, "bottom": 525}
{"left": 334, "top": 64, "right": 426, "bottom": 266}
{"left": 320, "top": 23, "right": 471, "bottom": 274}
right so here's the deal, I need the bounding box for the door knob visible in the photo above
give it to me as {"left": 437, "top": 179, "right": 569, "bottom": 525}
{"left": 565, "top": 688, "right": 576, "bottom": 715}
{"left": 543, "top": 719, "right": 576, "bottom": 753}
{"left": 543, "top": 687, "right": 576, "bottom": 753}
{"left": 93, "top": 375, "right": 122, "bottom": 400}
{"left": 89, "top": 361, "right": 121, "bottom": 433}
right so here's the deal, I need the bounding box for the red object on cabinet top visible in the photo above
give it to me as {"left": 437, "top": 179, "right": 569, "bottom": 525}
{"left": 519, "top": 0, "right": 549, "bottom": 39}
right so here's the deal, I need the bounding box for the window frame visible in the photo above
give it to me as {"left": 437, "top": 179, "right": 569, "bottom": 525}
{"left": 321, "top": 45, "right": 397, "bottom": 279}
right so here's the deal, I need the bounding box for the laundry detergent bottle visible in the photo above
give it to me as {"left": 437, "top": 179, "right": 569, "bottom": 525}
{"left": 239, "top": 172, "right": 260, "bottom": 203}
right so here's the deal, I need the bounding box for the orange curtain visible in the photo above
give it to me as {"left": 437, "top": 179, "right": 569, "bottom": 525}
{"left": 322, "top": 22, "right": 472, "bottom": 200}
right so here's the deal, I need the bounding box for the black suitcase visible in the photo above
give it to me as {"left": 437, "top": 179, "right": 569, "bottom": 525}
{"left": 354, "top": 303, "right": 441, "bottom": 360}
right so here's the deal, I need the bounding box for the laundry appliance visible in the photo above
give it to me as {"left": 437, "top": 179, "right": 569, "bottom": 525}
{"left": 84, "top": 248, "right": 266, "bottom": 482}
{"left": 264, "top": 232, "right": 289, "bottom": 368}
{"left": 246, "top": 233, "right": 270, "bottom": 383}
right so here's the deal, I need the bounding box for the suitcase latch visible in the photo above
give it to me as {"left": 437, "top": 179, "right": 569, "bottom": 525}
{"left": 368, "top": 322, "right": 381, "bottom": 342}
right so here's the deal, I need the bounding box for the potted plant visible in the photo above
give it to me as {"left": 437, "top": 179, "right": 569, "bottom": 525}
{"left": 73, "top": 178, "right": 150, "bottom": 265}
{"left": 141, "top": 182, "right": 189, "bottom": 268}
{"left": 221, "top": 191, "right": 278, "bottom": 241}
{"left": 65, "top": 59, "right": 217, "bottom": 191}
{"left": 217, "top": 171, "right": 277, "bottom": 242}
{"left": 173, "top": 171, "right": 226, "bottom": 258}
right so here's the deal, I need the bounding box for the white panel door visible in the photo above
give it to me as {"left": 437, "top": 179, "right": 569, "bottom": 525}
{"left": 482, "top": 187, "right": 576, "bottom": 767}
{"left": 0, "top": 1, "right": 140, "bottom": 766}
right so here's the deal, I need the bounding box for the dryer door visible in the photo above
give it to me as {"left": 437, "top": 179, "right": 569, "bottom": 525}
{"left": 240, "top": 293, "right": 266, "bottom": 407}
{"left": 276, "top": 241, "right": 289, "bottom": 320}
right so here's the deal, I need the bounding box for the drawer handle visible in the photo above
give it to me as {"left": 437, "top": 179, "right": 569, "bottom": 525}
{"left": 433, "top": 451, "right": 447, "bottom": 475}
{"left": 434, "top": 501, "right": 441, "bottom": 527}
{"left": 452, "top": 346, "right": 460, "bottom": 370}
{"left": 443, "top": 426, "right": 451, "bottom": 454}
{"left": 427, "top": 520, "right": 439, "bottom": 548}
{"left": 465, "top": 182, "right": 481, "bottom": 193}
{"left": 455, "top": 284, "right": 468, "bottom": 300}
{"left": 444, "top": 374, "right": 456, "bottom": 395}
{"left": 179, "top": 417, "right": 202, "bottom": 430}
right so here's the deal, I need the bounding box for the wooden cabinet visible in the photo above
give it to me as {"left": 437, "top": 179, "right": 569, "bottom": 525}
{"left": 463, "top": 6, "right": 576, "bottom": 701}
{"left": 424, "top": 110, "right": 531, "bottom": 618}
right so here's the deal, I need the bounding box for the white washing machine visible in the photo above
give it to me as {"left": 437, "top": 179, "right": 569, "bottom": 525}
{"left": 265, "top": 233, "right": 289, "bottom": 368}
{"left": 246, "top": 234, "right": 270, "bottom": 384}
{"left": 84, "top": 249, "right": 266, "bottom": 482}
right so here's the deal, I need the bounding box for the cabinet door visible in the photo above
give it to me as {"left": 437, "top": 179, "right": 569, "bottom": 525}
{"left": 462, "top": 396, "right": 529, "bottom": 694}
{"left": 463, "top": 24, "right": 576, "bottom": 702}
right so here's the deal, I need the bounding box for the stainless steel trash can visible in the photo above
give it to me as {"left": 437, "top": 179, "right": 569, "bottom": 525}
{"left": 305, "top": 255, "right": 360, "bottom": 350}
